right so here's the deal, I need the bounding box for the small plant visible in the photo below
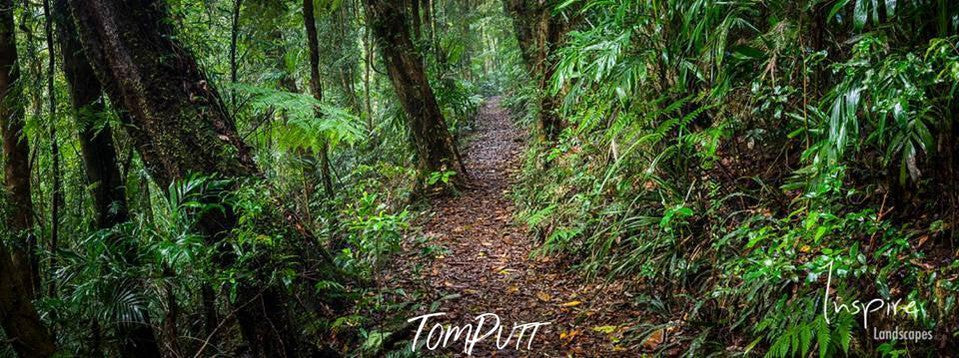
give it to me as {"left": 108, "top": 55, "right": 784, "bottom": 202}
{"left": 426, "top": 170, "right": 457, "bottom": 186}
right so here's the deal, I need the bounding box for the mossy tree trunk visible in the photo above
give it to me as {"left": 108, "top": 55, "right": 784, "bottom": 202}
{"left": 52, "top": 1, "right": 163, "bottom": 356}
{"left": 66, "top": 0, "right": 300, "bottom": 356}
{"left": 364, "top": 0, "right": 466, "bottom": 186}
{"left": 0, "top": 0, "right": 57, "bottom": 356}
{"left": 503, "top": 0, "right": 572, "bottom": 142}
{"left": 1, "top": 0, "right": 40, "bottom": 298}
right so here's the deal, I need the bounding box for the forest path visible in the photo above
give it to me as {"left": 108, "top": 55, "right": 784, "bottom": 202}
{"left": 388, "top": 97, "right": 638, "bottom": 356}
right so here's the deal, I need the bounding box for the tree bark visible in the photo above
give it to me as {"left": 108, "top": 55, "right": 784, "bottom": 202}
{"left": 1, "top": 0, "right": 40, "bottom": 299}
{"left": 66, "top": 1, "right": 300, "bottom": 356}
{"left": 230, "top": 0, "right": 242, "bottom": 111}
{"left": 503, "top": 0, "right": 572, "bottom": 142}
{"left": 52, "top": 1, "right": 164, "bottom": 356}
{"left": 363, "top": 19, "right": 373, "bottom": 132}
{"left": 410, "top": 0, "right": 420, "bottom": 40}
{"left": 160, "top": 266, "right": 181, "bottom": 356}
{"left": 334, "top": 3, "right": 361, "bottom": 116}
{"left": 1, "top": 2, "right": 56, "bottom": 356}
{"left": 54, "top": 0, "right": 128, "bottom": 228}
{"left": 364, "top": 0, "right": 466, "bottom": 185}
{"left": 42, "top": 0, "right": 64, "bottom": 303}
{"left": 0, "top": 246, "right": 56, "bottom": 358}
{"left": 303, "top": 0, "right": 336, "bottom": 202}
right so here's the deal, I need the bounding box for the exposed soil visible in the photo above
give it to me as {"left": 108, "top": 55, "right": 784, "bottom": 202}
{"left": 384, "top": 98, "right": 642, "bottom": 357}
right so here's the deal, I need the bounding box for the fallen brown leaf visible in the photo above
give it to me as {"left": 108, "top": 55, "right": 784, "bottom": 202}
{"left": 536, "top": 292, "right": 552, "bottom": 302}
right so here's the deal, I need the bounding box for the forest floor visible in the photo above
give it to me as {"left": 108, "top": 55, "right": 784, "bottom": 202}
{"left": 383, "top": 98, "right": 644, "bottom": 357}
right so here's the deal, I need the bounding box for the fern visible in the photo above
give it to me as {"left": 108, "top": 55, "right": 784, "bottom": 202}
{"left": 230, "top": 83, "right": 365, "bottom": 152}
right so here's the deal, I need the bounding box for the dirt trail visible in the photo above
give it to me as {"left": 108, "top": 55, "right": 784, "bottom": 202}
{"left": 388, "top": 98, "right": 638, "bottom": 356}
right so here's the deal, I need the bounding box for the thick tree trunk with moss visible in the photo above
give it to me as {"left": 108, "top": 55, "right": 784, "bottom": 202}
{"left": 67, "top": 0, "right": 258, "bottom": 187}
{"left": 66, "top": 1, "right": 299, "bottom": 356}
{"left": 364, "top": 0, "right": 466, "bottom": 184}
{"left": 1, "top": 0, "right": 40, "bottom": 298}
{"left": 503, "top": 0, "right": 571, "bottom": 142}
{"left": 52, "top": 1, "right": 163, "bottom": 357}
{"left": 0, "top": 2, "right": 56, "bottom": 356}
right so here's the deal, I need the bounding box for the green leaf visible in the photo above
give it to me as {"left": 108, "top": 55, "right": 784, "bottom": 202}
{"left": 730, "top": 45, "right": 765, "bottom": 60}
{"left": 816, "top": 316, "right": 831, "bottom": 357}
{"left": 853, "top": 0, "right": 868, "bottom": 29}
{"left": 828, "top": 0, "right": 852, "bottom": 22}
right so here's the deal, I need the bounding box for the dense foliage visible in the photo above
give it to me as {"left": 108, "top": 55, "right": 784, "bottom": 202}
{"left": 2, "top": 0, "right": 958, "bottom": 356}
{"left": 0, "top": 0, "right": 509, "bottom": 356}
{"left": 511, "top": 0, "right": 959, "bottom": 355}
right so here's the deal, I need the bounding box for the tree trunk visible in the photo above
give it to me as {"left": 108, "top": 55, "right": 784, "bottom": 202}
{"left": 410, "top": 0, "right": 420, "bottom": 40}
{"left": 334, "top": 3, "right": 362, "bottom": 116}
{"left": 200, "top": 285, "right": 218, "bottom": 346}
{"left": 42, "top": 0, "right": 64, "bottom": 303}
{"left": 364, "top": 0, "right": 466, "bottom": 185}
{"left": 303, "top": 0, "right": 336, "bottom": 202}
{"left": 423, "top": 0, "right": 433, "bottom": 48}
{"left": 54, "top": 0, "right": 129, "bottom": 228}
{"left": 0, "top": 246, "right": 56, "bottom": 358}
{"left": 503, "top": 0, "right": 572, "bottom": 142}
{"left": 160, "top": 266, "right": 181, "bottom": 356}
{"left": 1, "top": 0, "right": 40, "bottom": 299}
{"left": 230, "top": 0, "right": 242, "bottom": 111}
{"left": 67, "top": 1, "right": 300, "bottom": 356}
{"left": 303, "top": 0, "right": 344, "bottom": 250}
{"left": 52, "top": 2, "right": 164, "bottom": 356}
{"left": 1, "top": 2, "right": 56, "bottom": 356}
{"left": 458, "top": 0, "right": 473, "bottom": 81}
{"left": 363, "top": 20, "right": 373, "bottom": 132}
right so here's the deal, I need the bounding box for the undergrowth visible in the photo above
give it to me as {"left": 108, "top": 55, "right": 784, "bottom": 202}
{"left": 509, "top": 0, "right": 959, "bottom": 356}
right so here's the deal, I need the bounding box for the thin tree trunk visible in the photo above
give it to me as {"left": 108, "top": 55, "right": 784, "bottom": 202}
{"left": 201, "top": 285, "right": 218, "bottom": 347}
{"left": 161, "top": 266, "right": 181, "bottom": 356}
{"left": 67, "top": 1, "right": 302, "bottom": 356}
{"left": 25, "top": 5, "right": 46, "bottom": 263}
{"left": 42, "top": 0, "right": 63, "bottom": 301}
{"left": 138, "top": 169, "right": 153, "bottom": 218}
{"left": 304, "top": 0, "right": 343, "bottom": 251}
{"left": 363, "top": 23, "right": 373, "bottom": 132}
{"left": 430, "top": 0, "right": 444, "bottom": 67}
{"left": 423, "top": 0, "right": 432, "bottom": 48}
{"left": 303, "top": 0, "right": 336, "bottom": 200}
{"left": 335, "top": 4, "right": 361, "bottom": 115}
{"left": 410, "top": 0, "right": 420, "bottom": 40}
{"left": 230, "top": 0, "right": 242, "bottom": 111}
{"left": 364, "top": 0, "right": 466, "bottom": 186}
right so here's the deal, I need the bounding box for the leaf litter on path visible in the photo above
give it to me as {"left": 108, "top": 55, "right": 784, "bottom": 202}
{"left": 382, "top": 97, "right": 643, "bottom": 356}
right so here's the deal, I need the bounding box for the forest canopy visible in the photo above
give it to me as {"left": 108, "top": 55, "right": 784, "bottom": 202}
{"left": 1, "top": 0, "right": 958, "bottom": 357}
